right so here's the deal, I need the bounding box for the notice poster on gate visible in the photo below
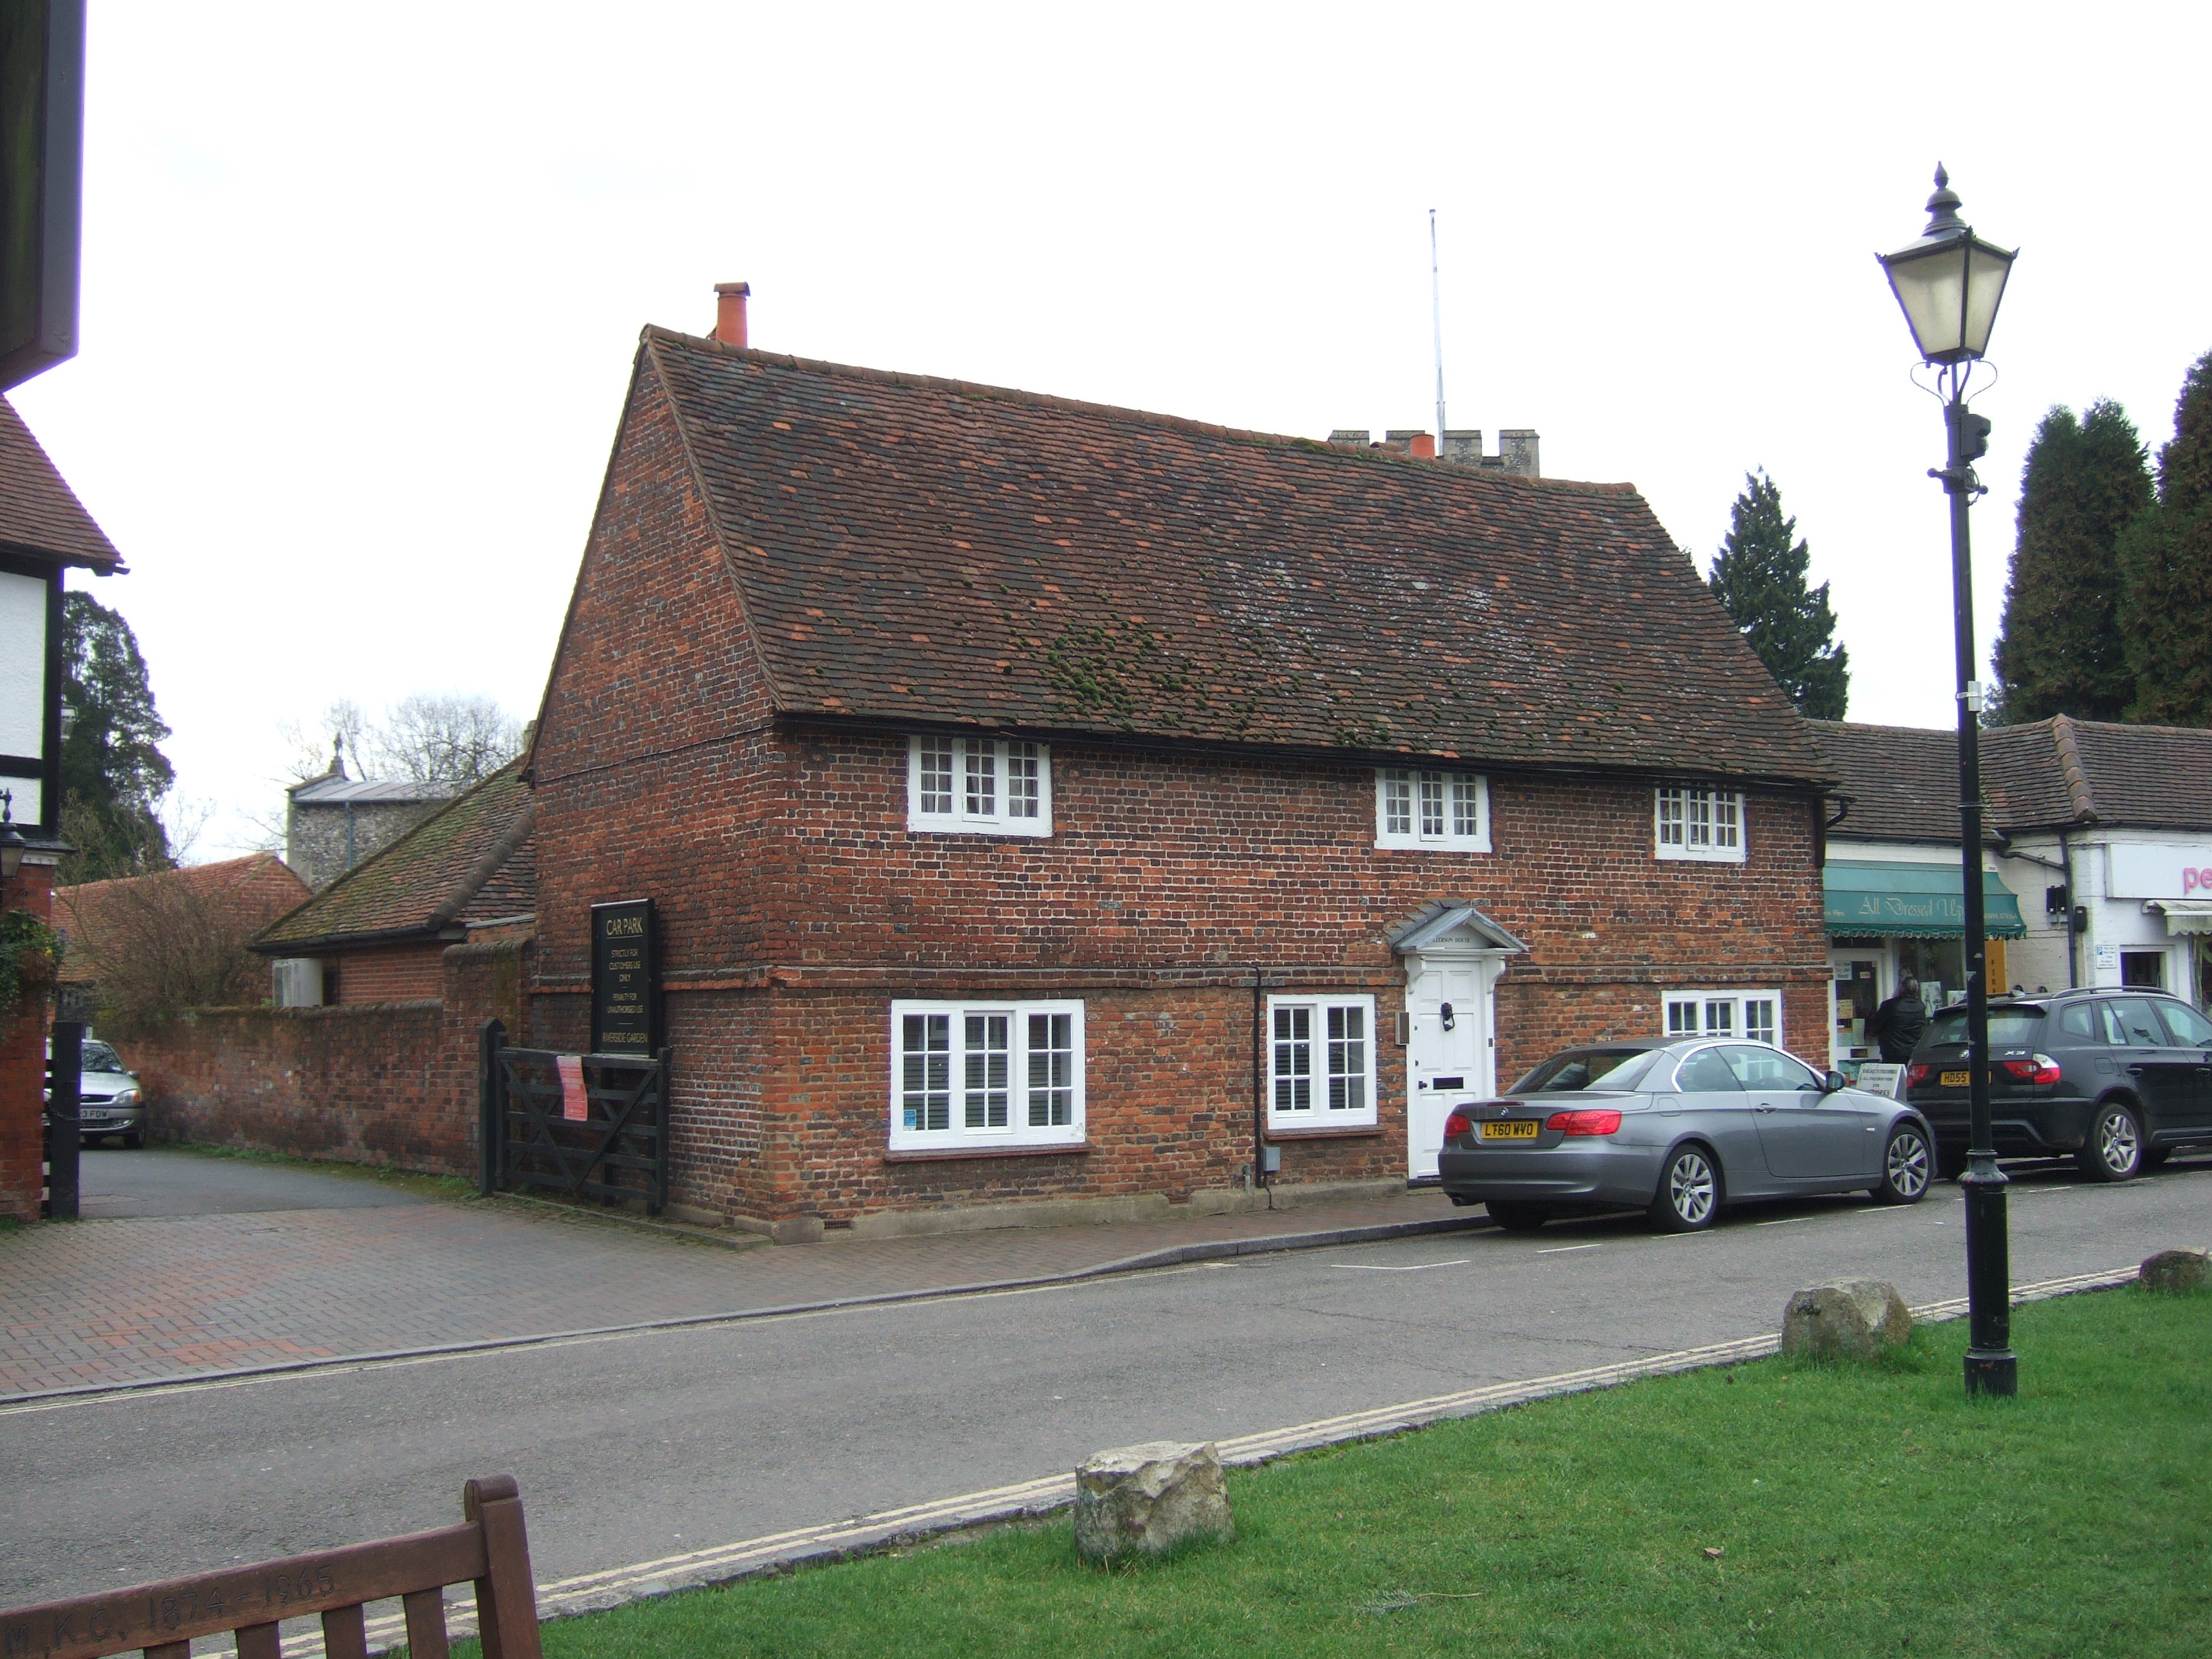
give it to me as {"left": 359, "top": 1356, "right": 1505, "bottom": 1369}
{"left": 557, "top": 1054, "right": 588, "bottom": 1121}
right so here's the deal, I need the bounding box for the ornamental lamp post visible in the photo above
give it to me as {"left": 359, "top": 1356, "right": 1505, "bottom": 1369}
{"left": 0, "top": 792, "right": 26, "bottom": 882}
{"left": 1877, "top": 165, "right": 2019, "bottom": 1398}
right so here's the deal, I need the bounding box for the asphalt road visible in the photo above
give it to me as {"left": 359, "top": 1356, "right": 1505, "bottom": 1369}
{"left": 5, "top": 1158, "right": 2208, "bottom": 1606}
{"left": 75, "top": 1149, "right": 429, "bottom": 1218}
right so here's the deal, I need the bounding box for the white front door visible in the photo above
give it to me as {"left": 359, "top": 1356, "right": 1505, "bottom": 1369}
{"left": 1404, "top": 954, "right": 1496, "bottom": 1179}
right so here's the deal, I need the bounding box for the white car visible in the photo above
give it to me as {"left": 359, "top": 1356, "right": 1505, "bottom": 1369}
{"left": 44, "top": 1037, "right": 146, "bottom": 1148}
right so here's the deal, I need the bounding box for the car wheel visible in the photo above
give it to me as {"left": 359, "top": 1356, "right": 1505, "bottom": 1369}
{"left": 2078, "top": 1101, "right": 2145, "bottom": 1182}
{"left": 1873, "top": 1123, "right": 1932, "bottom": 1205}
{"left": 1648, "top": 1145, "right": 1720, "bottom": 1233}
{"left": 1487, "top": 1201, "right": 1549, "bottom": 1232}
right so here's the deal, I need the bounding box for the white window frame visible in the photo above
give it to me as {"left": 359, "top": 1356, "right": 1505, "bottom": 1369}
{"left": 1654, "top": 785, "right": 1745, "bottom": 864}
{"left": 1375, "top": 769, "right": 1490, "bottom": 852}
{"left": 907, "top": 736, "right": 1052, "bottom": 836}
{"left": 889, "top": 999, "right": 1085, "bottom": 1151}
{"left": 1266, "top": 993, "right": 1379, "bottom": 1129}
{"left": 1663, "top": 989, "right": 1782, "bottom": 1049}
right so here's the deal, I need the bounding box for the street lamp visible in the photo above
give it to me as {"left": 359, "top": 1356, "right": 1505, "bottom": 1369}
{"left": 0, "top": 791, "right": 25, "bottom": 882}
{"left": 1878, "top": 166, "right": 2019, "bottom": 1399}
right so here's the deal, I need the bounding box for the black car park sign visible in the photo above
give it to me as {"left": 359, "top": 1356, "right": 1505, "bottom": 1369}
{"left": 590, "top": 899, "right": 659, "bottom": 1056}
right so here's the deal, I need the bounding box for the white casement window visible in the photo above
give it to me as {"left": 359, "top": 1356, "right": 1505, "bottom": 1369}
{"left": 1267, "top": 994, "right": 1379, "bottom": 1129}
{"left": 908, "top": 736, "right": 1052, "bottom": 836}
{"left": 890, "top": 1000, "right": 1085, "bottom": 1150}
{"left": 1664, "top": 989, "right": 1781, "bottom": 1048}
{"left": 1375, "top": 769, "right": 1490, "bottom": 851}
{"left": 1654, "top": 786, "right": 1745, "bottom": 863}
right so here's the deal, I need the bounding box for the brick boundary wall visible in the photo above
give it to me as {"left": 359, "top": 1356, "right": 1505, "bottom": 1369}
{"left": 120, "top": 938, "right": 529, "bottom": 1178}
{"left": 1, "top": 861, "right": 59, "bottom": 1222}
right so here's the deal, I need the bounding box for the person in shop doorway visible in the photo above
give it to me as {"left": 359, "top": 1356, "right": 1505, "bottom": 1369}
{"left": 1869, "top": 976, "right": 1929, "bottom": 1063}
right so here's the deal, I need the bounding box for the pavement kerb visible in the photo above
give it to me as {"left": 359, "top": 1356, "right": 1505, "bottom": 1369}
{"left": 276, "top": 1263, "right": 2137, "bottom": 1659}
{"left": 0, "top": 1212, "right": 1489, "bottom": 1409}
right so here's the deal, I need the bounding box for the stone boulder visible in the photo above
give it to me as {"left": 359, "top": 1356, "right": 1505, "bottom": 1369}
{"left": 1780, "top": 1279, "right": 1912, "bottom": 1362}
{"left": 2140, "top": 1248, "right": 2209, "bottom": 1294}
{"left": 1073, "top": 1441, "right": 1233, "bottom": 1562}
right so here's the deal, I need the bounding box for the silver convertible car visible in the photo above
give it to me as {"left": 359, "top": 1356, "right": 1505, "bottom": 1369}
{"left": 1436, "top": 1039, "right": 1936, "bottom": 1233}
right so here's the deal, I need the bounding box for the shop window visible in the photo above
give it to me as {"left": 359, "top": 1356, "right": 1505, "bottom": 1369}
{"left": 890, "top": 1000, "right": 1084, "bottom": 1150}
{"left": 1268, "top": 995, "right": 1379, "bottom": 1129}
{"left": 2120, "top": 950, "right": 2166, "bottom": 989}
{"left": 908, "top": 736, "right": 1052, "bottom": 836}
{"left": 1664, "top": 989, "right": 1781, "bottom": 1048}
{"left": 1654, "top": 787, "right": 1745, "bottom": 864}
{"left": 1376, "top": 770, "right": 1490, "bottom": 851}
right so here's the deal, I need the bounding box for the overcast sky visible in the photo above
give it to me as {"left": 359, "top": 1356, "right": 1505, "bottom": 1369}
{"left": 12, "top": 2, "right": 2210, "bottom": 861}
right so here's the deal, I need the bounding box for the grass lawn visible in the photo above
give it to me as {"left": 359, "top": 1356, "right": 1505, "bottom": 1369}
{"left": 461, "top": 1282, "right": 2208, "bottom": 1659}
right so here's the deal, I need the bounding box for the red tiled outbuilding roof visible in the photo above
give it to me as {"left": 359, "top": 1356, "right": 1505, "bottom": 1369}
{"left": 55, "top": 854, "right": 309, "bottom": 985}
{"left": 635, "top": 329, "right": 1833, "bottom": 787}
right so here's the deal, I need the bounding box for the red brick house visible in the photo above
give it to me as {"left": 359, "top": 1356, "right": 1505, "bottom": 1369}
{"left": 527, "top": 298, "right": 1835, "bottom": 1239}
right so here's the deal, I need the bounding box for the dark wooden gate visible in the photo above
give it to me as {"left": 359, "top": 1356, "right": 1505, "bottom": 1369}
{"left": 482, "top": 1027, "right": 670, "bottom": 1216}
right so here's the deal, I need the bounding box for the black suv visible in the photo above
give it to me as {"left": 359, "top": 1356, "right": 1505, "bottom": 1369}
{"left": 1905, "top": 987, "right": 2212, "bottom": 1181}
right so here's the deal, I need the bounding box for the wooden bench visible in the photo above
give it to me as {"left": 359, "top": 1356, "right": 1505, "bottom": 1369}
{"left": 0, "top": 1474, "right": 542, "bottom": 1659}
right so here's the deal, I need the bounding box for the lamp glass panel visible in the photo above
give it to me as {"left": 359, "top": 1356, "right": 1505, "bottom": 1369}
{"left": 1885, "top": 241, "right": 1970, "bottom": 360}
{"left": 1960, "top": 239, "right": 2015, "bottom": 358}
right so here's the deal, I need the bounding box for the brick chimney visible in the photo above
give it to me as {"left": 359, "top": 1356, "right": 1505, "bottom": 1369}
{"left": 713, "top": 281, "right": 751, "bottom": 348}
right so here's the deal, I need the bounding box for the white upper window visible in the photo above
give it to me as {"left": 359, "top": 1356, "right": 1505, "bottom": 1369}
{"left": 890, "top": 1000, "right": 1084, "bottom": 1151}
{"left": 1654, "top": 786, "right": 1744, "bottom": 863}
{"left": 1664, "top": 989, "right": 1780, "bottom": 1048}
{"left": 909, "top": 736, "right": 1052, "bottom": 836}
{"left": 1376, "top": 769, "right": 1490, "bottom": 851}
{"left": 1267, "top": 994, "right": 1379, "bottom": 1129}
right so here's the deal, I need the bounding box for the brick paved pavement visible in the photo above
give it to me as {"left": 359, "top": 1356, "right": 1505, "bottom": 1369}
{"left": 2, "top": 1153, "right": 1473, "bottom": 1396}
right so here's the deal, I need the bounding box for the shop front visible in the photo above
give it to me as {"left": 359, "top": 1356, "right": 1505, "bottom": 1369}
{"left": 2102, "top": 843, "right": 2212, "bottom": 1007}
{"left": 1824, "top": 859, "right": 2028, "bottom": 1073}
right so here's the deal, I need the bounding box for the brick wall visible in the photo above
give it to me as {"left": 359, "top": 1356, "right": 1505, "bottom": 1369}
{"left": 0, "top": 859, "right": 57, "bottom": 1222}
{"left": 124, "top": 937, "right": 528, "bottom": 1176}
{"left": 523, "top": 354, "right": 1830, "bottom": 1229}
{"left": 329, "top": 941, "right": 447, "bottom": 1006}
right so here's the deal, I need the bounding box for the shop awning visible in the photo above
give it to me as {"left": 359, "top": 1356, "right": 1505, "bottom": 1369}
{"left": 2147, "top": 899, "right": 2212, "bottom": 936}
{"left": 1824, "top": 861, "right": 2027, "bottom": 938}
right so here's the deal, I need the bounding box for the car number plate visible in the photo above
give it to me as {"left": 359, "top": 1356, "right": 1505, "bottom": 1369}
{"left": 1480, "top": 1121, "right": 1539, "bottom": 1140}
{"left": 1939, "top": 1069, "right": 1969, "bottom": 1087}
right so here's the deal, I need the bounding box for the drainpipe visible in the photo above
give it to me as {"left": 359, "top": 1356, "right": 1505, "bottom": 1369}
{"left": 2059, "top": 830, "right": 2078, "bottom": 989}
{"left": 1250, "top": 965, "right": 1267, "bottom": 1191}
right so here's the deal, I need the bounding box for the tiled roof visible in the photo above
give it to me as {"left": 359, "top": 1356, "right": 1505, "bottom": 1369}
{"left": 1814, "top": 715, "right": 2212, "bottom": 838}
{"left": 642, "top": 330, "right": 1832, "bottom": 786}
{"left": 0, "top": 396, "right": 123, "bottom": 571}
{"left": 254, "top": 761, "right": 534, "bottom": 951}
{"left": 1809, "top": 720, "right": 1965, "bottom": 842}
{"left": 2015, "top": 715, "right": 2212, "bottom": 829}
{"left": 55, "top": 854, "right": 309, "bottom": 985}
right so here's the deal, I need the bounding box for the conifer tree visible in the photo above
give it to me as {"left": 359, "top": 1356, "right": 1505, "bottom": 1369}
{"left": 1988, "top": 402, "right": 2150, "bottom": 724}
{"left": 2118, "top": 349, "right": 2212, "bottom": 725}
{"left": 57, "top": 591, "right": 175, "bottom": 881}
{"left": 1707, "top": 470, "right": 1849, "bottom": 718}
